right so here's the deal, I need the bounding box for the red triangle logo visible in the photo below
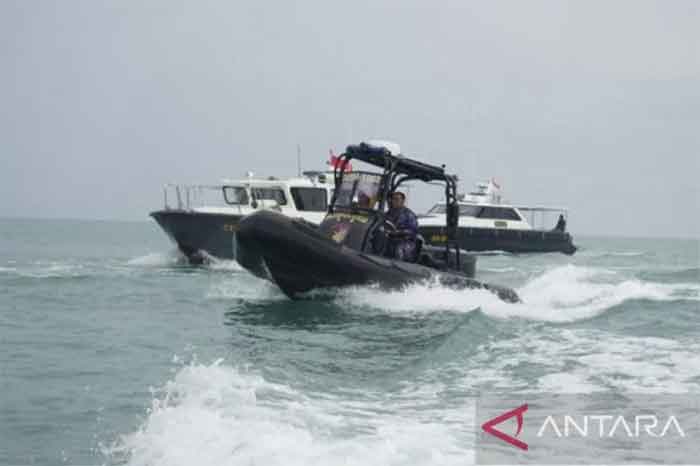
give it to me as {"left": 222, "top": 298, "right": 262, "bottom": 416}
{"left": 481, "top": 404, "right": 528, "bottom": 451}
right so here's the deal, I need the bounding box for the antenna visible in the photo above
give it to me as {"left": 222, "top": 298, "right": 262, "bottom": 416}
{"left": 296, "top": 144, "right": 302, "bottom": 177}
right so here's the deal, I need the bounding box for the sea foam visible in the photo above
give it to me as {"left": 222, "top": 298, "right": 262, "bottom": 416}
{"left": 334, "top": 265, "right": 695, "bottom": 323}
{"left": 108, "top": 361, "right": 474, "bottom": 466}
{"left": 127, "top": 250, "right": 187, "bottom": 267}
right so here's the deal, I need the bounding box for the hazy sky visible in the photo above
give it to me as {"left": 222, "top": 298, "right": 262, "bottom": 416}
{"left": 2, "top": 0, "right": 698, "bottom": 237}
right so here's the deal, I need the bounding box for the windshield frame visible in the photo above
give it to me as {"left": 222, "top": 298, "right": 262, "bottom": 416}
{"left": 330, "top": 144, "right": 464, "bottom": 269}
{"left": 331, "top": 170, "right": 384, "bottom": 213}
{"left": 222, "top": 185, "right": 249, "bottom": 205}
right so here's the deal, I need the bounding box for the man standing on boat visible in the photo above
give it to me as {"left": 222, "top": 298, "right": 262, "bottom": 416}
{"left": 385, "top": 191, "right": 419, "bottom": 262}
{"left": 554, "top": 213, "right": 567, "bottom": 232}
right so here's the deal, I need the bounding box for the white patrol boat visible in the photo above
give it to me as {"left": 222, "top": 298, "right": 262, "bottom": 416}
{"left": 419, "top": 179, "right": 577, "bottom": 254}
{"left": 150, "top": 171, "right": 333, "bottom": 262}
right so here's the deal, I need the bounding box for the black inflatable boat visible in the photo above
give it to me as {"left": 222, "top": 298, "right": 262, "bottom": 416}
{"left": 235, "top": 142, "right": 519, "bottom": 303}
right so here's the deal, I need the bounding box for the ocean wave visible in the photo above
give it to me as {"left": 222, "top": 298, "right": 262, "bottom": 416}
{"left": 471, "top": 329, "right": 700, "bottom": 394}
{"left": 0, "top": 262, "right": 90, "bottom": 279}
{"left": 472, "top": 250, "right": 514, "bottom": 256}
{"left": 127, "top": 250, "right": 188, "bottom": 267}
{"left": 333, "top": 280, "right": 499, "bottom": 316}
{"left": 488, "top": 265, "right": 686, "bottom": 322}
{"left": 579, "top": 250, "right": 647, "bottom": 258}
{"left": 206, "top": 275, "right": 285, "bottom": 302}
{"left": 127, "top": 249, "right": 243, "bottom": 272}
{"left": 460, "top": 327, "right": 700, "bottom": 394}
{"left": 638, "top": 267, "right": 700, "bottom": 284}
{"left": 480, "top": 266, "right": 517, "bottom": 273}
{"left": 202, "top": 255, "right": 244, "bottom": 272}
{"left": 107, "top": 360, "right": 474, "bottom": 466}
{"left": 333, "top": 265, "right": 694, "bottom": 323}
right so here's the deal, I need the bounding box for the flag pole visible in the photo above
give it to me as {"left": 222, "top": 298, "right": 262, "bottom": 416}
{"left": 296, "top": 144, "right": 302, "bottom": 177}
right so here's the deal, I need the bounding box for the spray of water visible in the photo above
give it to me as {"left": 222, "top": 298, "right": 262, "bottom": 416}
{"left": 106, "top": 360, "right": 474, "bottom": 466}
{"left": 333, "top": 265, "right": 697, "bottom": 323}
{"left": 127, "top": 249, "right": 188, "bottom": 267}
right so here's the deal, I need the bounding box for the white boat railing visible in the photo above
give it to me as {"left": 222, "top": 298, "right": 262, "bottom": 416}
{"left": 515, "top": 206, "right": 569, "bottom": 231}
{"left": 162, "top": 184, "right": 236, "bottom": 212}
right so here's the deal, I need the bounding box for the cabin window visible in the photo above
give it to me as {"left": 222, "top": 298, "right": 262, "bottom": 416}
{"left": 478, "top": 207, "right": 521, "bottom": 221}
{"left": 290, "top": 187, "right": 328, "bottom": 212}
{"left": 334, "top": 172, "right": 382, "bottom": 210}
{"left": 430, "top": 204, "right": 521, "bottom": 221}
{"left": 428, "top": 204, "right": 446, "bottom": 214}
{"left": 251, "top": 187, "right": 287, "bottom": 205}
{"left": 222, "top": 186, "right": 249, "bottom": 205}
{"left": 459, "top": 205, "right": 482, "bottom": 217}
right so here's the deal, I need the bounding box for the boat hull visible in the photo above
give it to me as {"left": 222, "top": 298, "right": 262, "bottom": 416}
{"left": 150, "top": 209, "right": 576, "bottom": 264}
{"left": 236, "top": 210, "right": 519, "bottom": 302}
{"left": 150, "top": 210, "right": 241, "bottom": 262}
{"left": 419, "top": 225, "right": 577, "bottom": 255}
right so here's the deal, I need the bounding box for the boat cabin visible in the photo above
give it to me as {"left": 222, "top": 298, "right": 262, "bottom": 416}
{"left": 160, "top": 172, "right": 334, "bottom": 224}
{"left": 425, "top": 203, "right": 531, "bottom": 230}
{"left": 423, "top": 179, "right": 570, "bottom": 232}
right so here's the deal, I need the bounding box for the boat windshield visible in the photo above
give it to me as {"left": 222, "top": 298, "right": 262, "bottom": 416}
{"left": 428, "top": 204, "right": 446, "bottom": 214}
{"left": 428, "top": 203, "right": 521, "bottom": 220}
{"left": 428, "top": 204, "right": 483, "bottom": 217}
{"left": 223, "top": 186, "right": 249, "bottom": 205}
{"left": 334, "top": 172, "right": 382, "bottom": 210}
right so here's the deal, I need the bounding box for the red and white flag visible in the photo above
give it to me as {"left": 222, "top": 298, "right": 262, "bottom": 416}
{"left": 328, "top": 149, "right": 352, "bottom": 172}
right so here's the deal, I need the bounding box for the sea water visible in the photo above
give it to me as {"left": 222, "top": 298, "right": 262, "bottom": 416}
{"left": 0, "top": 218, "right": 698, "bottom": 465}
